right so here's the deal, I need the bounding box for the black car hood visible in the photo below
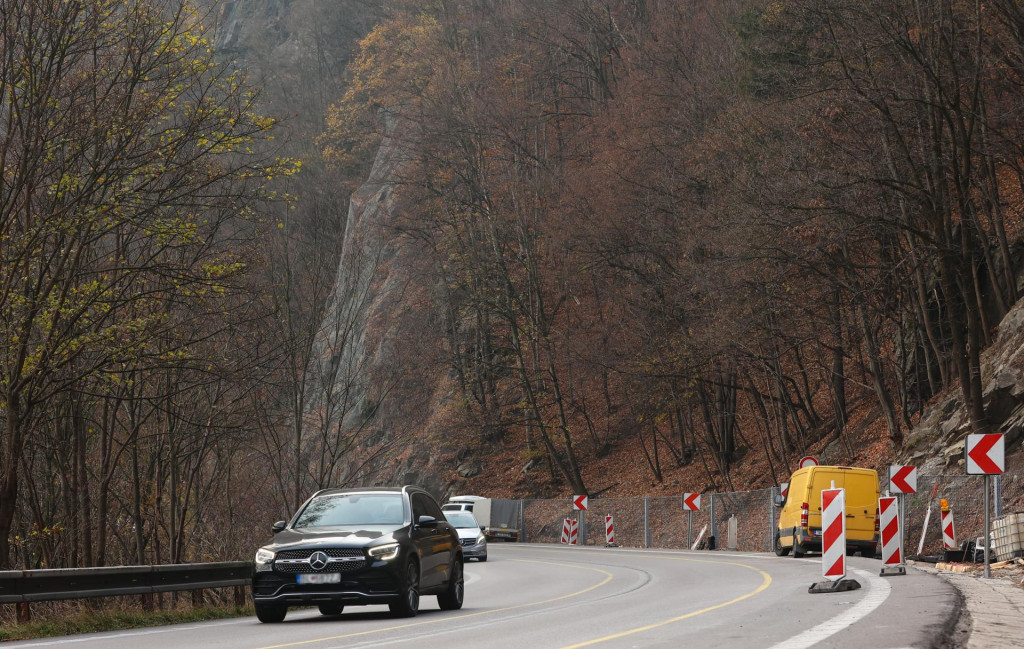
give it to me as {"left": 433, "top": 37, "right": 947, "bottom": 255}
{"left": 267, "top": 525, "right": 404, "bottom": 550}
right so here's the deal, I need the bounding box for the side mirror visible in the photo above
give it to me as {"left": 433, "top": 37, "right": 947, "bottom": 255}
{"left": 480, "top": 526, "right": 486, "bottom": 532}
{"left": 416, "top": 515, "right": 438, "bottom": 527}
{"left": 272, "top": 520, "right": 287, "bottom": 533}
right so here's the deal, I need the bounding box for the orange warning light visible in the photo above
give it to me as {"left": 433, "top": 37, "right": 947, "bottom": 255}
{"left": 940, "top": 498, "right": 949, "bottom": 512}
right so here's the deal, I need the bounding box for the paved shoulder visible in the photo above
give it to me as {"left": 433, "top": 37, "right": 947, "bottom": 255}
{"left": 915, "top": 564, "right": 1024, "bottom": 649}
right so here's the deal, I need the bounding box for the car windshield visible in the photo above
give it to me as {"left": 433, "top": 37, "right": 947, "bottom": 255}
{"left": 294, "top": 493, "right": 405, "bottom": 527}
{"left": 444, "top": 511, "right": 480, "bottom": 529}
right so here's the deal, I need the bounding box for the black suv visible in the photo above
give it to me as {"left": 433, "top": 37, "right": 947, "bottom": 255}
{"left": 252, "top": 486, "right": 464, "bottom": 622}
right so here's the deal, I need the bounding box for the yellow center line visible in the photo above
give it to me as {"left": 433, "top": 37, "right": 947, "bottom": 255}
{"left": 251, "top": 559, "right": 613, "bottom": 649}
{"left": 559, "top": 556, "right": 773, "bottom": 649}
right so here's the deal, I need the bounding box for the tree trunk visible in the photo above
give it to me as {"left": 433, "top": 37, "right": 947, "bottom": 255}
{"left": 856, "top": 303, "right": 903, "bottom": 448}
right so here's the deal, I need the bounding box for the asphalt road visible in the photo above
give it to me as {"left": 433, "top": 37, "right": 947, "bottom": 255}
{"left": 5, "top": 545, "right": 959, "bottom": 649}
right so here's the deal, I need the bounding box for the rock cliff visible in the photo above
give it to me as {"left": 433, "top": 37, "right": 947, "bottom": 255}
{"left": 905, "top": 298, "right": 1024, "bottom": 473}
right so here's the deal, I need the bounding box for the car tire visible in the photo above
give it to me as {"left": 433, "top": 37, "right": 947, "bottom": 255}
{"left": 774, "top": 533, "right": 790, "bottom": 557}
{"left": 437, "top": 559, "right": 464, "bottom": 611}
{"left": 792, "top": 540, "right": 805, "bottom": 558}
{"left": 318, "top": 604, "right": 343, "bottom": 616}
{"left": 478, "top": 555, "right": 488, "bottom": 562}
{"left": 860, "top": 544, "right": 877, "bottom": 558}
{"left": 254, "top": 602, "right": 287, "bottom": 623}
{"left": 389, "top": 558, "right": 420, "bottom": 618}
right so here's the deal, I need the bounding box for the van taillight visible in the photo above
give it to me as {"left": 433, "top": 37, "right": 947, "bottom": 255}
{"left": 874, "top": 507, "right": 879, "bottom": 532}
{"left": 800, "top": 502, "right": 809, "bottom": 528}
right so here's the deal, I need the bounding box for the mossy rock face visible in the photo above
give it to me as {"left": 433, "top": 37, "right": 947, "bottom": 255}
{"left": 457, "top": 461, "right": 482, "bottom": 478}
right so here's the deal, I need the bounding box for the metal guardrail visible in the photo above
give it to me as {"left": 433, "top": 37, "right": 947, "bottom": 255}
{"left": 0, "top": 561, "right": 252, "bottom": 604}
{"left": 0, "top": 561, "right": 252, "bottom": 622}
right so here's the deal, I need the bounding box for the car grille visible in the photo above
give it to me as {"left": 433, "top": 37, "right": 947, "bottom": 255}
{"left": 274, "top": 548, "right": 367, "bottom": 574}
{"left": 460, "top": 538, "right": 477, "bottom": 547}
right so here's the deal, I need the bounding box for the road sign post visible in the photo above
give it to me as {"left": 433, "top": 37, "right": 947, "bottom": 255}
{"left": 985, "top": 474, "right": 991, "bottom": 578}
{"left": 884, "top": 462, "right": 917, "bottom": 573}
{"left": 709, "top": 494, "right": 716, "bottom": 550}
{"left": 687, "top": 510, "right": 693, "bottom": 548}
{"left": 682, "top": 493, "right": 700, "bottom": 550}
{"left": 965, "top": 434, "right": 1005, "bottom": 578}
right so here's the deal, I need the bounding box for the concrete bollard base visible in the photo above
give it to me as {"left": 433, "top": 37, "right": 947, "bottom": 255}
{"left": 808, "top": 578, "right": 862, "bottom": 593}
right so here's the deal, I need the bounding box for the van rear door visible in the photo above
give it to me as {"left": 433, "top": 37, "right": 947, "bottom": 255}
{"left": 843, "top": 470, "right": 879, "bottom": 541}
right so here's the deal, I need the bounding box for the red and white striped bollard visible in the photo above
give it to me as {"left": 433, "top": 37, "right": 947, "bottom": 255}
{"left": 879, "top": 496, "right": 906, "bottom": 575}
{"left": 821, "top": 487, "right": 847, "bottom": 581}
{"left": 605, "top": 515, "right": 616, "bottom": 546}
{"left": 809, "top": 484, "right": 861, "bottom": 592}
{"left": 940, "top": 499, "right": 956, "bottom": 551}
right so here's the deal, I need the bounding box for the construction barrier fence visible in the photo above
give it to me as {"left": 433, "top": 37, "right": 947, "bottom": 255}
{"left": 514, "top": 472, "right": 1024, "bottom": 555}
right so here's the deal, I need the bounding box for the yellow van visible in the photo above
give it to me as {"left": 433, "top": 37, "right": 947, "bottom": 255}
{"left": 774, "top": 465, "right": 880, "bottom": 557}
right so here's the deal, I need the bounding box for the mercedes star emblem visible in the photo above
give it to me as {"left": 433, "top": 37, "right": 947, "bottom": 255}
{"left": 308, "top": 551, "right": 329, "bottom": 571}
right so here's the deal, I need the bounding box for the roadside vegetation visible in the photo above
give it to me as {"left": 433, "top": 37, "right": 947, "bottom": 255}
{"left": 0, "top": 601, "right": 252, "bottom": 642}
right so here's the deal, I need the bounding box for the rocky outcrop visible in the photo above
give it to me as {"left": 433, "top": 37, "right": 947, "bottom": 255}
{"left": 905, "top": 298, "right": 1024, "bottom": 471}
{"left": 203, "top": 1, "right": 451, "bottom": 495}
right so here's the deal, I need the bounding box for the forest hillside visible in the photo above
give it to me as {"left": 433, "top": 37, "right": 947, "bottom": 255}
{"left": 2, "top": 0, "right": 1023, "bottom": 571}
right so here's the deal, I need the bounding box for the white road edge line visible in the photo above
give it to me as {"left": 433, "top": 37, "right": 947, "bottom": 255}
{"left": 765, "top": 568, "right": 892, "bottom": 649}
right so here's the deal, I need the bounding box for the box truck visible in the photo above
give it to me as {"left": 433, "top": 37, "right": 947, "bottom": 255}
{"left": 442, "top": 495, "right": 521, "bottom": 541}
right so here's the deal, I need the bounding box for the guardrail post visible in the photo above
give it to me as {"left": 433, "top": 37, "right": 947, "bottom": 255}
{"left": 191, "top": 588, "right": 203, "bottom": 607}
{"left": 141, "top": 592, "right": 154, "bottom": 611}
{"left": 16, "top": 601, "right": 30, "bottom": 623}
{"left": 234, "top": 585, "right": 246, "bottom": 608}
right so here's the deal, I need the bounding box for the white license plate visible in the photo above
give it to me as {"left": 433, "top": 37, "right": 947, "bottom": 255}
{"left": 297, "top": 573, "right": 340, "bottom": 585}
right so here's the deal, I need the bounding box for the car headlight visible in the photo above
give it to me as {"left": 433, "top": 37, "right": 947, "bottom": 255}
{"left": 476, "top": 534, "right": 486, "bottom": 544}
{"left": 255, "top": 548, "right": 275, "bottom": 572}
{"left": 368, "top": 542, "right": 400, "bottom": 561}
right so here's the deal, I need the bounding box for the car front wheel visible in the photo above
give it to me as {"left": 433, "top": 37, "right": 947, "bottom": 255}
{"left": 774, "top": 533, "right": 790, "bottom": 557}
{"left": 254, "top": 601, "right": 287, "bottom": 623}
{"left": 389, "top": 558, "right": 420, "bottom": 618}
{"left": 437, "top": 560, "right": 464, "bottom": 610}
